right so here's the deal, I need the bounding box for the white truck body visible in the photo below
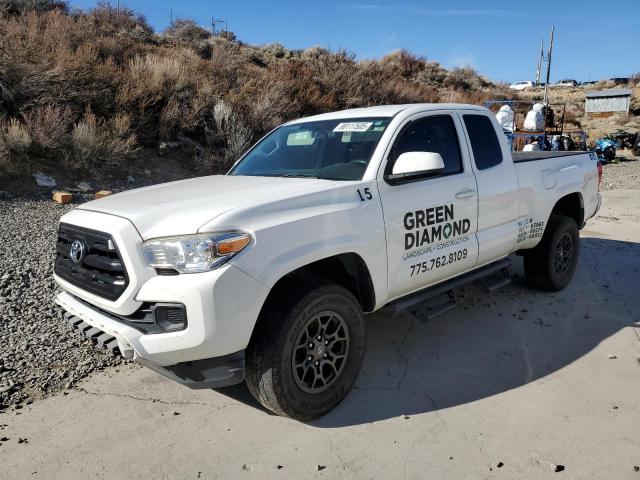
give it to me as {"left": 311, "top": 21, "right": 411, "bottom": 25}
{"left": 54, "top": 104, "right": 601, "bottom": 417}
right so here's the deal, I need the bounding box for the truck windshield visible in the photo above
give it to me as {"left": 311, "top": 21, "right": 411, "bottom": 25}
{"left": 228, "top": 117, "right": 391, "bottom": 181}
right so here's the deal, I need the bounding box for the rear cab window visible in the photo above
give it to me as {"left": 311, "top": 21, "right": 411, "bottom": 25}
{"left": 462, "top": 114, "right": 503, "bottom": 170}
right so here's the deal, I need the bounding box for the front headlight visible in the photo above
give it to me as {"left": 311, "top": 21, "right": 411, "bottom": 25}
{"left": 140, "top": 231, "right": 251, "bottom": 274}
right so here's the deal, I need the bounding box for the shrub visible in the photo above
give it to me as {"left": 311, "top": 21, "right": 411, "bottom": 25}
{"left": 212, "top": 101, "right": 252, "bottom": 159}
{"left": 217, "top": 30, "right": 237, "bottom": 42}
{"left": 125, "top": 53, "right": 193, "bottom": 95}
{"left": 262, "top": 42, "right": 288, "bottom": 59}
{"left": 87, "top": 2, "right": 155, "bottom": 44}
{"left": 2, "top": 118, "right": 31, "bottom": 152}
{"left": 0, "top": 5, "right": 514, "bottom": 176}
{"left": 0, "top": 0, "right": 68, "bottom": 15}
{"left": 72, "top": 109, "right": 136, "bottom": 171}
{"left": 23, "top": 104, "right": 74, "bottom": 151}
{"left": 444, "top": 67, "right": 488, "bottom": 90}
{"left": 0, "top": 136, "right": 9, "bottom": 167}
{"left": 163, "top": 19, "right": 210, "bottom": 44}
{"left": 379, "top": 50, "right": 426, "bottom": 79}
{"left": 196, "top": 100, "right": 252, "bottom": 173}
{"left": 417, "top": 62, "right": 448, "bottom": 86}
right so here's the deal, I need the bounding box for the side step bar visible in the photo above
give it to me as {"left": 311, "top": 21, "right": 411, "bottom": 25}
{"left": 382, "top": 258, "right": 512, "bottom": 317}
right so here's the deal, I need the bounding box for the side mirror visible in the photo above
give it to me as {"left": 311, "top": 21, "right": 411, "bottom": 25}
{"left": 386, "top": 152, "right": 445, "bottom": 184}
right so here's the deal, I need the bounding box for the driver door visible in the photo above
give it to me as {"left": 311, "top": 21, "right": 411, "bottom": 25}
{"left": 378, "top": 112, "right": 479, "bottom": 300}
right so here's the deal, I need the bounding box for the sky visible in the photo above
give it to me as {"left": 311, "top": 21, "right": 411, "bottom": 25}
{"left": 69, "top": 0, "right": 640, "bottom": 83}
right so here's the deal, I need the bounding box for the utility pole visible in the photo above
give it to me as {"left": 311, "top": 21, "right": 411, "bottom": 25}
{"left": 170, "top": 8, "right": 173, "bottom": 25}
{"left": 212, "top": 18, "right": 228, "bottom": 35}
{"left": 535, "top": 39, "right": 544, "bottom": 85}
{"left": 543, "top": 25, "right": 554, "bottom": 103}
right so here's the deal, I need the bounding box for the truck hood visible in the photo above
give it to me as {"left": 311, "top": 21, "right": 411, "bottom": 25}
{"left": 78, "top": 175, "right": 336, "bottom": 239}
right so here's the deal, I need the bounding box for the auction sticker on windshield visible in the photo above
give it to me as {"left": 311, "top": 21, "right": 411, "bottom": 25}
{"left": 333, "top": 122, "right": 373, "bottom": 132}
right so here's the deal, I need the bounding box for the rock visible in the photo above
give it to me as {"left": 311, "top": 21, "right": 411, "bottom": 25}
{"left": 95, "top": 190, "right": 113, "bottom": 199}
{"left": 607, "top": 354, "right": 618, "bottom": 359}
{"left": 553, "top": 464, "right": 565, "bottom": 472}
{"left": 317, "top": 465, "right": 326, "bottom": 471}
{"left": 76, "top": 182, "right": 92, "bottom": 192}
{"left": 497, "top": 462, "right": 504, "bottom": 468}
{"left": 0, "top": 381, "right": 14, "bottom": 394}
{"left": 32, "top": 172, "right": 56, "bottom": 187}
{"left": 127, "top": 176, "right": 135, "bottom": 183}
{"left": 173, "top": 411, "right": 181, "bottom": 416}
{"left": 52, "top": 192, "right": 72, "bottom": 204}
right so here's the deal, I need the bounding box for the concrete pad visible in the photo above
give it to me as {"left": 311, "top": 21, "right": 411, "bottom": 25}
{"left": 1, "top": 189, "right": 639, "bottom": 479}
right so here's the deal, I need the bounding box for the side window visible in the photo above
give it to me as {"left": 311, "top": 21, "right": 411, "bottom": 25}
{"left": 388, "top": 115, "right": 463, "bottom": 176}
{"left": 463, "top": 114, "right": 503, "bottom": 170}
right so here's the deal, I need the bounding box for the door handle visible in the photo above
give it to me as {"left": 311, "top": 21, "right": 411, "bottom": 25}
{"left": 455, "top": 188, "right": 476, "bottom": 199}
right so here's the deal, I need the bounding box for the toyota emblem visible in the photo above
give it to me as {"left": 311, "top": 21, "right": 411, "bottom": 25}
{"left": 69, "top": 239, "right": 85, "bottom": 264}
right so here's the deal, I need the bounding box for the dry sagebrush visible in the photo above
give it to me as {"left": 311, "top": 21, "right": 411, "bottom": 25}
{"left": 0, "top": 2, "right": 504, "bottom": 175}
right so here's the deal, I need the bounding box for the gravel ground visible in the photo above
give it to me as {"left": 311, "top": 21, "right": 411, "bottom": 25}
{"left": 0, "top": 195, "right": 124, "bottom": 411}
{"left": 600, "top": 156, "right": 640, "bottom": 191}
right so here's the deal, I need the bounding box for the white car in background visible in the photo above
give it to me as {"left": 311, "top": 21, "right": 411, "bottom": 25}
{"left": 509, "top": 81, "right": 534, "bottom": 91}
{"left": 550, "top": 79, "right": 579, "bottom": 88}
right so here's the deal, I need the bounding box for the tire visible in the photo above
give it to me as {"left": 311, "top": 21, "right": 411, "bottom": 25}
{"left": 604, "top": 146, "right": 616, "bottom": 161}
{"left": 524, "top": 214, "right": 580, "bottom": 292}
{"left": 245, "top": 279, "right": 366, "bottom": 421}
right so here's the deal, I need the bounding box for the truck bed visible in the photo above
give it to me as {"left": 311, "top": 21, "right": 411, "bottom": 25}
{"left": 512, "top": 151, "right": 593, "bottom": 163}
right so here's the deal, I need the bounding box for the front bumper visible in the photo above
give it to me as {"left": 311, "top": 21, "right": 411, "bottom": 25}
{"left": 64, "top": 311, "right": 245, "bottom": 388}
{"left": 56, "top": 262, "right": 269, "bottom": 388}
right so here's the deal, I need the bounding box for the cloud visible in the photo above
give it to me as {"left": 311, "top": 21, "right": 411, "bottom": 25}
{"left": 447, "top": 47, "right": 477, "bottom": 69}
{"left": 337, "top": 4, "right": 520, "bottom": 17}
{"left": 449, "top": 53, "right": 476, "bottom": 68}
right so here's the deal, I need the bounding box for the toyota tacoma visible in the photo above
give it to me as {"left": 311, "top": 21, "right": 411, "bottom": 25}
{"left": 54, "top": 104, "right": 602, "bottom": 419}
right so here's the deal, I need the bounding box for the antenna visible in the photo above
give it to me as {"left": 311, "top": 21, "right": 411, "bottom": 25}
{"left": 543, "top": 25, "right": 554, "bottom": 103}
{"left": 535, "top": 39, "right": 544, "bottom": 85}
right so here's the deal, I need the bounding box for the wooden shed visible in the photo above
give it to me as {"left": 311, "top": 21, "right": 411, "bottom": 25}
{"left": 585, "top": 89, "right": 632, "bottom": 117}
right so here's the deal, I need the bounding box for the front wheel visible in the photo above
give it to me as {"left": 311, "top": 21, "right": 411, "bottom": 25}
{"left": 524, "top": 214, "right": 580, "bottom": 292}
{"left": 245, "top": 281, "right": 366, "bottom": 420}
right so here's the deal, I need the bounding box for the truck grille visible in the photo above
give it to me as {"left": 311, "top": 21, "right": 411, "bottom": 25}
{"left": 54, "top": 223, "right": 129, "bottom": 301}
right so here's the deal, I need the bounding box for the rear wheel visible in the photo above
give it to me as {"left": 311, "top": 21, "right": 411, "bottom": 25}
{"left": 603, "top": 146, "right": 616, "bottom": 161}
{"left": 245, "top": 280, "right": 366, "bottom": 420}
{"left": 524, "top": 214, "right": 580, "bottom": 292}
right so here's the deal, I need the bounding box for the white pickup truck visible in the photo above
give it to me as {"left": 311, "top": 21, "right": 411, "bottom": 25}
{"left": 54, "top": 104, "right": 601, "bottom": 420}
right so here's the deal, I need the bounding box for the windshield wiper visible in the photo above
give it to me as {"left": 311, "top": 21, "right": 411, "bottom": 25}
{"left": 277, "top": 173, "right": 317, "bottom": 178}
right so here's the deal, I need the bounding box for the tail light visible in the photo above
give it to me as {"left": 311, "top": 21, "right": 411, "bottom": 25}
{"left": 597, "top": 161, "right": 603, "bottom": 190}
